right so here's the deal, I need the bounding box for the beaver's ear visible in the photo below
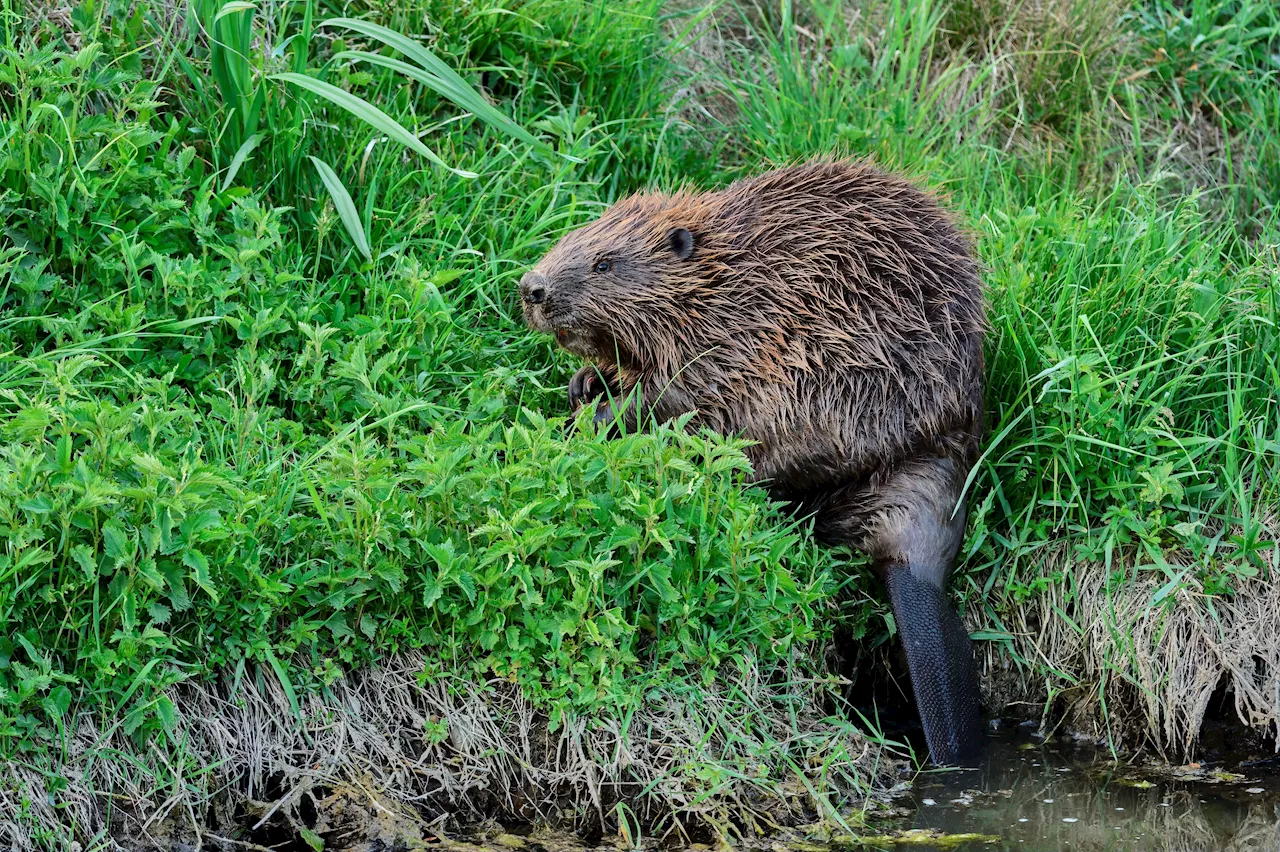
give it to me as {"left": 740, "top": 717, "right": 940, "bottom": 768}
{"left": 667, "top": 228, "right": 695, "bottom": 260}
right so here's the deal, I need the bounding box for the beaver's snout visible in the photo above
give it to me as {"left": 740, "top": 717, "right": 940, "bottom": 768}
{"left": 519, "top": 271, "right": 550, "bottom": 305}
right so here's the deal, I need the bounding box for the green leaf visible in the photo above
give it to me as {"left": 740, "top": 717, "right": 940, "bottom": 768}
{"left": 133, "top": 453, "right": 174, "bottom": 478}
{"left": 220, "top": 132, "right": 262, "bottom": 193}
{"left": 308, "top": 156, "right": 371, "bottom": 261}
{"left": 18, "top": 496, "right": 52, "bottom": 513}
{"left": 1151, "top": 570, "right": 1188, "bottom": 605}
{"left": 213, "top": 1, "right": 257, "bottom": 24}
{"left": 263, "top": 649, "right": 302, "bottom": 724}
{"left": 454, "top": 570, "right": 477, "bottom": 604}
{"left": 968, "top": 630, "right": 1013, "bottom": 642}
{"left": 46, "top": 685, "right": 73, "bottom": 719}
{"left": 431, "top": 269, "right": 465, "bottom": 287}
{"left": 156, "top": 695, "right": 177, "bottom": 732}
{"left": 422, "top": 573, "right": 444, "bottom": 608}
{"left": 272, "top": 72, "right": 477, "bottom": 178}
{"left": 424, "top": 539, "right": 455, "bottom": 570}
{"left": 153, "top": 315, "right": 224, "bottom": 333}
{"left": 299, "top": 826, "right": 325, "bottom": 850}
{"left": 330, "top": 46, "right": 564, "bottom": 160}
{"left": 184, "top": 549, "right": 219, "bottom": 604}
{"left": 70, "top": 545, "right": 97, "bottom": 579}
{"left": 103, "top": 523, "right": 131, "bottom": 559}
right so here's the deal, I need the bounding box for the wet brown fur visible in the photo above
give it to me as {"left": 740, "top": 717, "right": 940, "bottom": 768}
{"left": 522, "top": 158, "right": 984, "bottom": 539}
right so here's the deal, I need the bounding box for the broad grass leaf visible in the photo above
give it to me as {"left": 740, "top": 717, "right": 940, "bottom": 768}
{"left": 333, "top": 49, "right": 563, "bottom": 161}
{"left": 212, "top": 1, "right": 256, "bottom": 24}
{"left": 220, "top": 132, "right": 262, "bottom": 193}
{"left": 273, "top": 72, "right": 477, "bottom": 178}
{"left": 308, "top": 155, "right": 371, "bottom": 261}
{"left": 263, "top": 649, "right": 302, "bottom": 724}
{"left": 322, "top": 17, "right": 569, "bottom": 160}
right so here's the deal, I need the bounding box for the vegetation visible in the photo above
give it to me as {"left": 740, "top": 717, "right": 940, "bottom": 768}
{"left": 1, "top": 0, "right": 1277, "bottom": 847}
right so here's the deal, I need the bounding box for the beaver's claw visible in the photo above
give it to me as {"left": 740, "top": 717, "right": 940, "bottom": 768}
{"left": 568, "top": 365, "right": 612, "bottom": 412}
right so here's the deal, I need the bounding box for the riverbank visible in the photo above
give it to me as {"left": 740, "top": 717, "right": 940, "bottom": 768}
{"left": 3, "top": 0, "right": 1278, "bottom": 849}
{"left": 13, "top": 703, "right": 1280, "bottom": 851}
{"left": 2, "top": 655, "right": 896, "bottom": 849}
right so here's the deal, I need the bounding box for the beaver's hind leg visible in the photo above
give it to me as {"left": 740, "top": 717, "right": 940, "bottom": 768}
{"left": 816, "top": 455, "right": 985, "bottom": 766}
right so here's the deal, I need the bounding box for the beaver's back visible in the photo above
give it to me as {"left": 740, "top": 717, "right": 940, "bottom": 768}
{"left": 649, "top": 160, "right": 984, "bottom": 492}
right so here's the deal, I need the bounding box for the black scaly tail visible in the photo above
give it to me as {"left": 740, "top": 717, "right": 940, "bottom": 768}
{"left": 884, "top": 561, "right": 984, "bottom": 766}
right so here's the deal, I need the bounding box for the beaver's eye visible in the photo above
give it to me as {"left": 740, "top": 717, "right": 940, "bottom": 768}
{"left": 594, "top": 260, "right": 612, "bottom": 274}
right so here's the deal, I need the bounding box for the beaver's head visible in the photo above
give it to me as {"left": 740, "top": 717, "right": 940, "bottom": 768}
{"left": 519, "top": 192, "right": 719, "bottom": 368}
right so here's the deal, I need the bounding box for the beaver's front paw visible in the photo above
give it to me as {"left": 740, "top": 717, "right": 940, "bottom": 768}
{"left": 568, "top": 365, "right": 615, "bottom": 412}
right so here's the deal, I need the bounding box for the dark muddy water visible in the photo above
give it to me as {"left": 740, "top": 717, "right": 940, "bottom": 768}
{"left": 872, "top": 726, "right": 1280, "bottom": 851}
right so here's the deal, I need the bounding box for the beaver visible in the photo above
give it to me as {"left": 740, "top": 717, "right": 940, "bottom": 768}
{"left": 519, "top": 158, "right": 986, "bottom": 766}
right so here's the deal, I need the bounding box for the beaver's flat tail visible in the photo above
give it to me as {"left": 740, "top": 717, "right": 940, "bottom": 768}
{"left": 884, "top": 563, "right": 984, "bottom": 766}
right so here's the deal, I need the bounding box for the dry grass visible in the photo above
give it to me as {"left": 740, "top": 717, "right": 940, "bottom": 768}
{"left": 0, "top": 655, "right": 894, "bottom": 851}
{"left": 975, "top": 547, "right": 1280, "bottom": 759}
{"left": 938, "top": 0, "right": 1132, "bottom": 129}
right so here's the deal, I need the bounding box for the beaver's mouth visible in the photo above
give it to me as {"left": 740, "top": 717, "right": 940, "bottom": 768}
{"left": 522, "top": 302, "right": 570, "bottom": 336}
{"left": 548, "top": 322, "right": 628, "bottom": 364}
{"left": 552, "top": 327, "right": 602, "bottom": 359}
{"left": 523, "top": 304, "right": 629, "bottom": 363}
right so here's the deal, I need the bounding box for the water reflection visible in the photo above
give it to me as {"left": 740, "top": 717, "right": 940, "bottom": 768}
{"left": 884, "top": 728, "right": 1280, "bottom": 851}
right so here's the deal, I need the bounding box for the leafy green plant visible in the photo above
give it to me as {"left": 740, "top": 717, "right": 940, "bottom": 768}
{"left": 0, "top": 344, "right": 838, "bottom": 746}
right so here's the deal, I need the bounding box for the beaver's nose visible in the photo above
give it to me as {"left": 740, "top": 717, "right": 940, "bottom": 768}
{"left": 519, "top": 271, "right": 549, "bottom": 305}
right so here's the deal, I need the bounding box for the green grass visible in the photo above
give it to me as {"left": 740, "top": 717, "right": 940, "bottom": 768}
{"left": 1, "top": 0, "right": 1278, "bottom": 844}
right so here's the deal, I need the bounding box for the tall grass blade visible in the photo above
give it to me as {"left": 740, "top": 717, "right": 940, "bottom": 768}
{"left": 272, "top": 71, "right": 477, "bottom": 178}
{"left": 262, "top": 649, "right": 304, "bottom": 730}
{"left": 220, "top": 131, "right": 262, "bottom": 192}
{"left": 322, "top": 17, "right": 569, "bottom": 160}
{"left": 308, "top": 155, "right": 371, "bottom": 261}
{"left": 291, "top": 0, "right": 312, "bottom": 75}
{"left": 195, "top": 0, "right": 260, "bottom": 147}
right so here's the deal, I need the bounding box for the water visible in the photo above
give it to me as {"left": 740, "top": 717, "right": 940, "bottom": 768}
{"left": 872, "top": 726, "right": 1280, "bottom": 851}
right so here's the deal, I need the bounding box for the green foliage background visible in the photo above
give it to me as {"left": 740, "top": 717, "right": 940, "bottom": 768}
{"left": 2, "top": 0, "right": 1278, "bottom": 772}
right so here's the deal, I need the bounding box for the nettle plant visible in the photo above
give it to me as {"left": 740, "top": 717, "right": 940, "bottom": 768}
{"left": 186, "top": 1, "right": 560, "bottom": 259}
{"left": 336, "top": 411, "right": 841, "bottom": 724}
